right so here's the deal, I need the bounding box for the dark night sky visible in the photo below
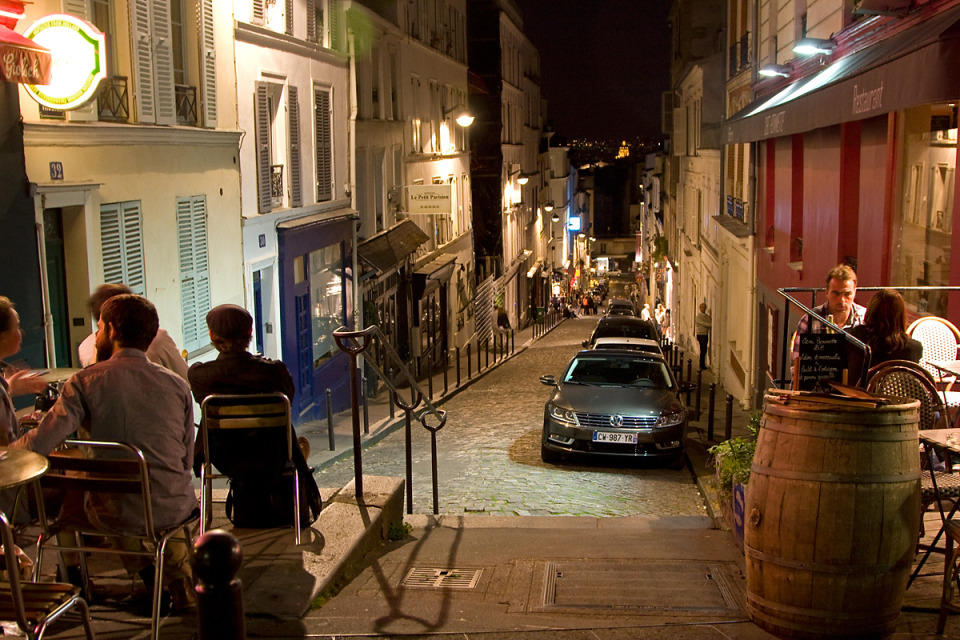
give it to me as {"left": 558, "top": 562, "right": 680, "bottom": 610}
{"left": 512, "top": 0, "right": 672, "bottom": 142}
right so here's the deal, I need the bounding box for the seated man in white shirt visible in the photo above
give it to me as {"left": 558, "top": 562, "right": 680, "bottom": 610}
{"left": 77, "top": 284, "right": 189, "bottom": 384}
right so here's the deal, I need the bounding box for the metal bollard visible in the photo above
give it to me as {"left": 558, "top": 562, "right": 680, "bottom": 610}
{"left": 467, "top": 342, "right": 472, "bottom": 380}
{"left": 326, "top": 388, "right": 335, "bottom": 451}
{"left": 443, "top": 351, "right": 449, "bottom": 394}
{"left": 456, "top": 346, "right": 461, "bottom": 388}
{"left": 194, "top": 530, "right": 245, "bottom": 640}
{"left": 484, "top": 338, "right": 489, "bottom": 369}
{"left": 725, "top": 394, "right": 734, "bottom": 441}
{"left": 427, "top": 356, "right": 434, "bottom": 400}
{"left": 695, "top": 369, "right": 703, "bottom": 420}
{"left": 707, "top": 383, "right": 717, "bottom": 441}
{"left": 511, "top": 329, "right": 515, "bottom": 354}
{"left": 686, "top": 359, "right": 692, "bottom": 387}
{"left": 361, "top": 373, "right": 369, "bottom": 435}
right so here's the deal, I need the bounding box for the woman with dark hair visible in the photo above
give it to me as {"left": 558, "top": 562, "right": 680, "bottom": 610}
{"left": 848, "top": 289, "right": 922, "bottom": 382}
{"left": 0, "top": 296, "right": 47, "bottom": 445}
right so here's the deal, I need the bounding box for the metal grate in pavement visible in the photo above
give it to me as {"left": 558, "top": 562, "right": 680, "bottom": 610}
{"left": 401, "top": 567, "right": 483, "bottom": 589}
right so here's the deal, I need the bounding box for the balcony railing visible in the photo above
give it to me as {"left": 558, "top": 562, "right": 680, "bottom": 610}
{"left": 728, "top": 32, "right": 752, "bottom": 76}
{"left": 97, "top": 76, "right": 129, "bottom": 122}
{"left": 175, "top": 84, "right": 197, "bottom": 126}
{"left": 271, "top": 165, "right": 284, "bottom": 199}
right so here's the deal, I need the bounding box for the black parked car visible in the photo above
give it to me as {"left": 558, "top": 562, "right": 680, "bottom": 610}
{"left": 582, "top": 316, "right": 660, "bottom": 348}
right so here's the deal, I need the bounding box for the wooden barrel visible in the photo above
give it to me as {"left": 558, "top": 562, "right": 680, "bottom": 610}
{"left": 745, "top": 392, "right": 921, "bottom": 640}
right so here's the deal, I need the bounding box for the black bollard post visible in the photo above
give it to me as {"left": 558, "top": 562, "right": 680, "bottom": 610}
{"left": 686, "top": 359, "right": 692, "bottom": 387}
{"left": 707, "top": 383, "right": 717, "bottom": 441}
{"left": 326, "top": 388, "right": 335, "bottom": 451}
{"left": 194, "top": 530, "right": 246, "bottom": 640}
{"left": 361, "top": 373, "right": 370, "bottom": 435}
{"left": 443, "top": 350, "right": 449, "bottom": 394}
{"left": 484, "top": 338, "right": 489, "bottom": 369}
{"left": 456, "top": 346, "right": 461, "bottom": 388}
{"left": 695, "top": 369, "right": 703, "bottom": 420}
{"left": 725, "top": 394, "right": 734, "bottom": 441}
{"left": 511, "top": 329, "right": 515, "bottom": 354}
{"left": 467, "top": 342, "right": 472, "bottom": 380}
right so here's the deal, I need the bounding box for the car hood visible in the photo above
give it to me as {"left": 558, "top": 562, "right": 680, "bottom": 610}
{"left": 551, "top": 384, "right": 683, "bottom": 417}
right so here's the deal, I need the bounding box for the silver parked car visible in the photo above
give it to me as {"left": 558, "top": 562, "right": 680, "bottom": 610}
{"left": 539, "top": 350, "right": 693, "bottom": 467}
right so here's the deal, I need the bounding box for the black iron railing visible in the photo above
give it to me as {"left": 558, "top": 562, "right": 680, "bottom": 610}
{"left": 97, "top": 76, "right": 129, "bottom": 122}
{"left": 175, "top": 84, "right": 198, "bottom": 126}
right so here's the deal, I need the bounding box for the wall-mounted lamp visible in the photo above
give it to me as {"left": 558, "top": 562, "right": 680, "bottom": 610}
{"left": 759, "top": 63, "right": 791, "bottom": 78}
{"left": 544, "top": 202, "right": 554, "bottom": 212}
{"left": 793, "top": 37, "right": 836, "bottom": 56}
{"left": 517, "top": 174, "right": 529, "bottom": 185}
{"left": 551, "top": 212, "right": 560, "bottom": 222}
{"left": 443, "top": 105, "right": 475, "bottom": 127}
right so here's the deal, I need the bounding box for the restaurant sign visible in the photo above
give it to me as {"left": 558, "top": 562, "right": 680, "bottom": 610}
{"left": 23, "top": 14, "right": 106, "bottom": 110}
{"left": 0, "top": 25, "right": 52, "bottom": 84}
{"left": 406, "top": 184, "right": 452, "bottom": 214}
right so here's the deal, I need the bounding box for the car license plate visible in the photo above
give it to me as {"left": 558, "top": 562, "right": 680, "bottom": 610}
{"left": 592, "top": 431, "right": 638, "bottom": 444}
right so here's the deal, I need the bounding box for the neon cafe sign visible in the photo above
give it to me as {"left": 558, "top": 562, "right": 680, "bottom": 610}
{"left": 23, "top": 14, "right": 106, "bottom": 110}
{"left": 567, "top": 216, "right": 582, "bottom": 232}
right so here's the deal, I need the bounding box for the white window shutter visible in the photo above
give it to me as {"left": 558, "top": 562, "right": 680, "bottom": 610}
{"left": 199, "top": 0, "right": 217, "bottom": 128}
{"left": 151, "top": 0, "right": 176, "bottom": 125}
{"left": 329, "top": 0, "right": 341, "bottom": 51}
{"left": 288, "top": 85, "right": 302, "bottom": 208}
{"left": 177, "top": 196, "right": 210, "bottom": 352}
{"left": 252, "top": 0, "right": 265, "bottom": 26}
{"left": 62, "top": 0, "right": 90, "bottom": 19}
{"left": 315, "top": 88, "right": 332, "bottom": 202}
{"left": 306, "top": 0, "right": 317, "bottom": 43}
{"left": 130, "top": 0, "right": 156, "bottom": 124}
{"left": 285, "top": 0, "right": 294, "bottom": 35}
{"left": 256, "top": 83, "right": 273, "bottom": 213}
{"left": 673, "top": 106, "right": 686, "bottom": 156}
{"left": 122, "top": 202, "right": 146, "bottom": 295}
{"left": 100, "top": 201, "right": 145, "bottom": 295}
{"left": 100, "top": 204, "right": 123, "bottom": 284}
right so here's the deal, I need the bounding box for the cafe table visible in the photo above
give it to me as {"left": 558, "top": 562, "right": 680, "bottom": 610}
{"left": 927, "top": 360, "right": 960, "bottom": 427}
{"left": 914, "top": 428, "right": 960, "bottom": 586}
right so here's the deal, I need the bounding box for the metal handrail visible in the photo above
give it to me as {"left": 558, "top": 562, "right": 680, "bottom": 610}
{"left": 333, "top": 326, "right": 446, "bottom": 512}
{"left": 777, "top": 286, "right": 960, "bottom": 390}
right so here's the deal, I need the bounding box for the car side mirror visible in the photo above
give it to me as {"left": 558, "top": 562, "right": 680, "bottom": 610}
{"left": 539, "top": 374, "right": 557, "bottom": 386}
{"left": 581, "top": 340, "right": 590, "bottom": 348}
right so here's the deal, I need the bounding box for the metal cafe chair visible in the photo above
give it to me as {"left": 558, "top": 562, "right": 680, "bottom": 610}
{"left": 867, "top": 361, "right": 959, "bottom": 536}
{"left": 0, "top": 510, "right": 96, "bottom": 640}
{"left": 35, "top": 440, "right": 199, "bottom": 640}
{"left": 908, "top": 316, "right": 960, "bottom": 413}
{"left": 198, "top": 392, "right": 302, "bottom": 544}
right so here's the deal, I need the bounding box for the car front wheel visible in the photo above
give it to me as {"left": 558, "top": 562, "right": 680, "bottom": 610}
{"left": 541, "top": 443, "right": 562, "bottom": 463}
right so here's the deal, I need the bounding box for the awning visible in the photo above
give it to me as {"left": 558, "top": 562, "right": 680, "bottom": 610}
{"left": 357, "top": 219, "right": 429, "bottom": 273}
{"left": 0, "top": 25, "right": 52, "bottom": 85}
{"left": 412, "top": 252, "right": 457, "bottom": 299}
{"left": 723, "top": 5, "right": 960, "bottom": 144}
{"left": 526, "top": 258, "right": 544, "bottom": 278}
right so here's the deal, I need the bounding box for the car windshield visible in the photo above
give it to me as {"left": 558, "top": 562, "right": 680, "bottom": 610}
{"left": 563, "top": 356, "right": 673, "bottom": 389}
{"left": 593, "top": 321, "right": 657, "bottom": 341}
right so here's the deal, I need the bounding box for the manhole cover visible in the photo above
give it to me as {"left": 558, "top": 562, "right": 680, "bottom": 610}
{"left": 401, "top": 567, "right": 483, "bottom": 589}
{"left": 539, "top": 559, "right": 744, "bottom": 613}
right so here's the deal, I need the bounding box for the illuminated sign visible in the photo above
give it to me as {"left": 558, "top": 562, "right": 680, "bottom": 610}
{"left": 567, "top": 216, "right": 582, "bottom": 232}
{"left": 24, "top": 14, "right": 106, "bottom": 110}
{"left": 406, "top": 184, "right": 452, "bottom": 214}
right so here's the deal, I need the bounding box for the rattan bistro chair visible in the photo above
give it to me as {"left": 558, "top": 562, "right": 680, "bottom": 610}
{"left": 0, "top": 511, "right": 95, "bottom": 640}
{"left": 867, "top": 360, "right": 959, "bottom": 535}
{"left": 35, "top": 440, "right": 199, "bottom": 640}
{"left": 908, "top": 316, "right": 960, "bottom": 412}
{"left": 198, "top": 393, "right": 302, "bottom": 544}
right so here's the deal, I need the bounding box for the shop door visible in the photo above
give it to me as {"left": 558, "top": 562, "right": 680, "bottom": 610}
{"left": 295, "top": 287, "right": 313, "bottom": 416}
{"left": 43, "top": 209, "right": 71, "bottom": 367}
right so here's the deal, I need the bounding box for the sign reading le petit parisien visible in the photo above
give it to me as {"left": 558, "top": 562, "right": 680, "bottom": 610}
{"left": 407, "top": 184, "right": 452, "bottom": 214}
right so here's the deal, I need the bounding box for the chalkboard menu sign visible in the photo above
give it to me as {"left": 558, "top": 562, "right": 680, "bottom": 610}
{"left": 796, "top": 333, "right": 849, "bottom": 391}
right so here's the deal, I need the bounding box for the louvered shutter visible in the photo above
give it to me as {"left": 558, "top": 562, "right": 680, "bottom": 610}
{"left": 62, "top": 0, "right": 90, "bottom": 19}
{"left": 288, "top": 85, "right": 302, "bottom": 208}
{"left": 151, "top": 0, "right": 176, "bottom": 125}
{"left": 100, "top": 201, "right": 145, "bottom": 295}
{"left": 256, "top": 83, "right": 273, "bottom": 213}
{"left": 252, "top": 0, "right": 265, "bottom": 25}
{"left": 199, "top": 0, "right": 217, "bottom": 128}
{"left": 131, "top": 0, "right": 156, "bottom": 124}
{"left": 122, "top": 202, "right": 146, "bottom": 294}
{"left": 177, "top": 196, "right": 210, "bottom": 352}
{"left": 315, "top": 88, "right": 332, "bottom": 202}
{"left": 285, "top": 0, "right": 294, "bottom": 35}
{"left": 306, "top": 0, "right": 316, "bottom": 43}
{"left": 329, "top": 0, "right": 341, "bottom": 51}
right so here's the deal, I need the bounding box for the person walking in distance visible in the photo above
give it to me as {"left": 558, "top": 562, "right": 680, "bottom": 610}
{"left": 695, "top": 303, "right": 712, "bottom": 370}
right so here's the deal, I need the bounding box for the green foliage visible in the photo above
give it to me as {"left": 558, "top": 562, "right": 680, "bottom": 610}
{"left": 709, "top": 410, "right": 762, "bottom": 498}
{"left": 387, "top": 521, "right": 412, "bottom": 541}
{"left": 652, "top": 234, "right": 669, "bottom": 263}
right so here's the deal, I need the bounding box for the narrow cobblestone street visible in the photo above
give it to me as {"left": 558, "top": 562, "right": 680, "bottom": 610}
{"left": 312, "top": 317, "right": 710, "bottom": 517}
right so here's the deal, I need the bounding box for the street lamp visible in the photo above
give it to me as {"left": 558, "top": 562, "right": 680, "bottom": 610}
{"left": 793, "top": 37, "right": 836, "bottom": 56}
{"left": 442, "top": 104, "right": 475, "bottom": 127}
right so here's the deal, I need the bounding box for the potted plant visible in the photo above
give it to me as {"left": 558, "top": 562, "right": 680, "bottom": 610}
{"left": 709, "top": 410, "right": 762, "bottom": 547}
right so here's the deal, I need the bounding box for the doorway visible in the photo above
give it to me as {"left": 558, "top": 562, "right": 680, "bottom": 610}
{"left": 43, "top": 209, "right": 71, "bottom": 367}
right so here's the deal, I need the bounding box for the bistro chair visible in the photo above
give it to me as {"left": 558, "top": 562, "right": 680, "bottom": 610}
{"left": 867, "top": 360, "right": 958, "bottom": 535}
{"left": 35, "top": 440, "right": 199, "bottom": 640}
{"left": 0, "top": 511, "right": 96, "bottom": 640}
{"left": 938, "top": 519, "right": 960, "bottom": 633}
{"left": 198, "top": 393, "right": 302, "bottom": 544}
{"left": 908, "top": 316, "right": 960, "bottom": 410}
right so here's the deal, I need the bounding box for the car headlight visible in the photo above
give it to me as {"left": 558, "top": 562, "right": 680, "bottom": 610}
{"left": 655, "top": 408, "right": 685, "bottom": 427}
{"left": 548, "top": 404, "right": 578, "bottom": 425}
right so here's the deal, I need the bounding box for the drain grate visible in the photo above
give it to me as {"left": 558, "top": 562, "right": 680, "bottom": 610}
{"left": 401, "top": 567, "right": 483, "bottom": 589}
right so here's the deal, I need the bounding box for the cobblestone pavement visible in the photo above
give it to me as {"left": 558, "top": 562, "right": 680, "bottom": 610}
{"left": 313, "top": 316, "right": 710, "bottom": 517}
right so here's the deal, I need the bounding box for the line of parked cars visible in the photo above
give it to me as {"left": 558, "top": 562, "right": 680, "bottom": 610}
{"left": 539, "top": 315, "right": 695, "bottom": 469}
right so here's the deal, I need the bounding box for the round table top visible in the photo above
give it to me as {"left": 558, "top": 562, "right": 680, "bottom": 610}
{"left": 0, "top": 447, "right": 48, "bottom": 490}
{"left": 31, "top": 368, "right": 81, "bottom": 383}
